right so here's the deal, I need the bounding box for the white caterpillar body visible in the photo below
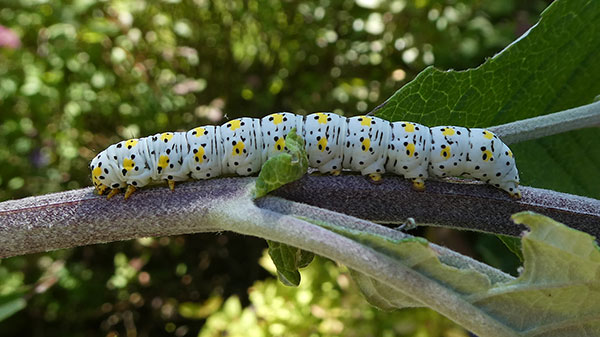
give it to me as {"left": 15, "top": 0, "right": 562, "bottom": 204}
{"left": 90, "top": 112, "right": 520, "bottom": 199}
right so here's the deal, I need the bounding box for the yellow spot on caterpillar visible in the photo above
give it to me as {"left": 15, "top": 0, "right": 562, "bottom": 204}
{"left": 92, "top": 166, "right": 102, "bottom": 179}
{"left": 440, "top": 146, "right": 450, "bottom": 159}
{"left": 483, "top": 130, "right": 494, "bottom": 139}
{"left": 158, "top": 155, "right": 170, "bottom": 169}
{"left": 123, "top": 158, "right": 135, "bottom": 171}
{"left": 270, "top": 113, "right": 284, "bottom": 125}
{"left": 360, "top": 116, "right": 372, "bottom": 126}
{"left": 193, "top": 127, "right": 206, "bottom": 137}
{"left": 317, "top": 137, "right": 328, "bottom": 152}
{"left": 442, "top": 128, "right": 455, "bottom": 136}
{"left": 161, "top": 133, "right": 174, "bottom": 142}
{"left": 232, "top": 141, "right": 245, "bottom": 156}
{"left": 361, "top": 137, "right": 371, "bottom": 152}
{"left": 92, "top": 167, "right": 106, "bottom": 192}
{"left": 404, "top": 123, "right": 415, "bottom": 132}
{"left": 406, "top": 143, "right": 415, "bottom": 157}
{"left": 229, "top": 120, "right": 242, "bottom": 130}
{"left": 507, "top": 150, "right": 513, "bottom": 158}
{"left": 125, "top": 139, "right": 138, "bottom": 148}
{"left": 315, "top": 113, "right": 329, "bottom": 124}
{"left": 195, "top": 146, "right": 205, "bottom": 163}
{"left": 482, "top": 150, "right": 493, "bottom": 161}
{"left": 275, "top": 136, "right": 286, "bottom": 152}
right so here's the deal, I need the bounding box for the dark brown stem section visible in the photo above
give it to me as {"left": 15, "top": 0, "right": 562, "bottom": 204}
{"left": 271, "top": 175, "right": 600, "bottom": 237}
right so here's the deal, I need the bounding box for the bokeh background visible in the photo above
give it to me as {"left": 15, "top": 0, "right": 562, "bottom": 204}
{"left": 0, "top": 0, "right": 551, "bottom": 336}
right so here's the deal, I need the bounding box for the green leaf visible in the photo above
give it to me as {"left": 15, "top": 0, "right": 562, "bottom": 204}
{"left": 347, "top": 268, "right": 422, "bottom": 310}
{"left": 510, "top": 211, "right": 600, "bottom": 282}
{"left": 307, "top": 218, "right": 493, "bottom": 308}
{"left": 254, "top": 128, "right": 309, "bottom": 198}
{"left": 376, "top": 0, "right": 600, "bottom": 198}
{"left": 267, "top": 240, "right": 315, "bottom": 287}
{"left": 482, "top": 212, "right": 600, "bottom": 335}
{"left": 311, "top": 212, "right": 600, "bottom": 335}
{"left": 0, "top": 293, "right": 26, "bottom": 322}
{"left": 497, "top": 234, "right": 524, "bottom": 262}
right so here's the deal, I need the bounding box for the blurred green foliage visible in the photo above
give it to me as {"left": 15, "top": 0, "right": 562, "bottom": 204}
{"left": 0, "top": 0, "right": 549, "bottom": 200}
{"left": 199, "top": 253, "right": 469, "bottom": 337}
{"left": 0, "top": 0, "right": 551, "bottom": 336}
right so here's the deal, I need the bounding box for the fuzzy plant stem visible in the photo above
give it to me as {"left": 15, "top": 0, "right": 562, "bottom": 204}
{"left": 254, "top": 196, "right": 515, "bottom": 284}
{"left": 488, "top": 100, "right": 600, "bottom": 144}
{"left": 1, "top": 176, "right": 598, "bottom": 259}
{"left": 217, "top": 200, "right": 521, "bottom": 337}
{"left": 370, "top": 100, "right": 600, "bottom": 144}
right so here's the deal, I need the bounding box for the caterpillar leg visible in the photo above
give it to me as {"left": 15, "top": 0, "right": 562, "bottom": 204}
{"left": 395, "top": 217, "right": 417, "bottom": 231}
{"left": 106, "top": 188, "right": 120, "bottom": 200}
{"left": 411, "top": 178, "right": 426, "bottom": 191}
{"left": 367, "top": 173, "right": 383, "bottom": 184}
{"left": 124, "top": 185, "right": 137, "bottom": 200}
{"left": 500, "top": 187, "right": 521, "bottom": 199}
{"left": 96, "top": 184, "right": 109, "bottom": 195}
{"left": 498, "top": 181, "right": 521, "bottom": 199}
{"left": 168, "top": 180, "right": 176, "bottom": 191}
{"left": 331, "top": 170, "right": 341, "bottom": 176}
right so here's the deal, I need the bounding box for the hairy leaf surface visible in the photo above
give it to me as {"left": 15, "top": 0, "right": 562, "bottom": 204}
{"left": 316, "top": 212, "right": 600, "bottom": 336}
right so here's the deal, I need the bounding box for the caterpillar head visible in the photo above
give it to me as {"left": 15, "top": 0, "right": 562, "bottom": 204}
{"left": 494, "top": 156, "right": 521, "bottom": 199}
{"left": 497, "top": 179, "right": 521, "bottom": 199}
{"left": 90, "top": 154, "right": 110, "bottom": 195}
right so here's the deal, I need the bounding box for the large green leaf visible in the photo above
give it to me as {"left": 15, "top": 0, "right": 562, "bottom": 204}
{"left": 376, "top": 0, "right": 600, "bottom": 198}
{"left": 315, "top": 212, "right": 600, "bottom": 336}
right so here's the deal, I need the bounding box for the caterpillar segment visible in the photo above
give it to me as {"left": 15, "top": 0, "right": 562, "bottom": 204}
{"left": 90, "top": 112, "right": 521, "bottom": 199}
{"left": 303, "top": 112, "right": 346, "bottom": 174}
{"left": 342, "top": 116, "right": 390, "bottom": 181}
{"left": 385, "top": 121, "right": 431, "bottom": 191}
{"left": 260, "top": 112, "right": 304, "bottom": 162}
